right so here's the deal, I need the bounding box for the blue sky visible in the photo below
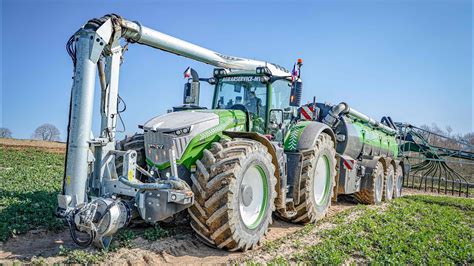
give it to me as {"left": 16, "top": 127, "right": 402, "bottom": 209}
{"left": 1, "top": 0, "right": 472, "bottom": 140}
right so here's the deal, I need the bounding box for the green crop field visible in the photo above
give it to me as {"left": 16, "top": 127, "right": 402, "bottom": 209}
{"left": 261, "top": 195, "right": 473, "bottom": 264}
{"left": 1, "top": 146, "right": 473, "bottom": 265}
{"left": 0, "top": 147, "right": 64, "bottom": 241}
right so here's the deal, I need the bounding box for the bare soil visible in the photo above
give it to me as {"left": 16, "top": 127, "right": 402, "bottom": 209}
{"left": 0, "top": 198, "right": 359, "bottom": 265}
{"left": 0, "top": 189, "right": 444, "bottom": 265}
{"left": 0, "top": 138, "right": 66, "bottom": 154}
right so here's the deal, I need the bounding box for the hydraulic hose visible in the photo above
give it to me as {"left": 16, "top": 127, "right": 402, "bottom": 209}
{"left": 66, "top": 210, "right": 95, "bottom": 248}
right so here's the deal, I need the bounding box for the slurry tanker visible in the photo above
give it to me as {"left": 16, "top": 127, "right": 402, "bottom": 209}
{"left": 58, "top": 14, "right": 404, "bottom": 250}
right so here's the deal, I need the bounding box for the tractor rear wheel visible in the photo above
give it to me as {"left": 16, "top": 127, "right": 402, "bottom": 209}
{"left": 188, "top": 138, "right": 277, "bottom": 251}
{"left": 354, "top": 161, "right": 384, "bottom": 204}
{"left": 291, "top": 133, "right": 337, "bottom": 224}
{"left": 393, "top": 164, "right": 404, "bottom": 198}
{"left": 383, "top": 164, "right": 394, "bottom": 201}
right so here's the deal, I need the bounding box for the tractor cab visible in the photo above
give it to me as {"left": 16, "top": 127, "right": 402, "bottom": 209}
{"left": 210, "top": 67, "right": 302, "bottom": 142}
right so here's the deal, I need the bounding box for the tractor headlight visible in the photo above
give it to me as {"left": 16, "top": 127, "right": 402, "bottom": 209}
{"left": 213, "top": 68, "right": 228, "bottom": 77}
{"left": 256, "top": 66, "right": 272, "bottom": 76}
{"left": 165, "top": 126, "right": 192, "bottom": 136}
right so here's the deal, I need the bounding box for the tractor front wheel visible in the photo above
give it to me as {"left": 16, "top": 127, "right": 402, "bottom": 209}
{"left": 188, "top": 138, "right": 277, "bottom": 251}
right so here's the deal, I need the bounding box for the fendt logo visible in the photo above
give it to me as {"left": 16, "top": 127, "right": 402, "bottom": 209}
{"left": 149, "top": 144, "right": 165, "bottom": 149}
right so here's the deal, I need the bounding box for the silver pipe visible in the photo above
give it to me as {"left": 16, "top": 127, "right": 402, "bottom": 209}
{"left": 322, "top": 102, "right": 349, "bottom": 126}
{"left": 324, "top": 102, "right": 397, "bottom": 135}
{"left": 63, "top": 32, "right": 98, "bottom": 206}
{"left": 120, "top": 19, "right": 290, "bottom": 76}
{"left": 347, "top": 107, "right": 397, "bottom": 134}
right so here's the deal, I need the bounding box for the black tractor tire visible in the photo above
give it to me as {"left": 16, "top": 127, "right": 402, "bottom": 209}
{"left": 354, "top": 161, "right": 384, "bottom": 204}
{"left": 383, "top": 163, "right": 395, "bottom": 201}
{"left": 393, "top": 164, "right": 404, "bottom": 198}
{"left": 188, "top": 138, "right": 277, "bottom": 251}
{"left": 115, "top": 133, "right": 146, "bottom": 179}
{"left": 290, "top": 133, "right": 337, "bottom": 224}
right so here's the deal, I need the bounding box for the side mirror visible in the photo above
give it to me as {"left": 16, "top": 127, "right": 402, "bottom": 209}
{"left": 269, "top": 109, "right": 284, "bottom": 129}
{"left": 289, "top": 80, "right": 303, "bottom": 107}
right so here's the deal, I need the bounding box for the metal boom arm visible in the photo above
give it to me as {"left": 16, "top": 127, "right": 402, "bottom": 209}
{"left": 59, "top": 14, "right": 288, "bottom": 211}
{"left": 119, "top": 18, "right": 289, "bottom": 76}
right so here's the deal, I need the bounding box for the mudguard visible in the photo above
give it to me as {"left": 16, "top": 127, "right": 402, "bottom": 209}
{"left": 223, "top": 131, "right": 285, "bottom": 210}
{"left": 223, "top": 131, "right": 281, "bottom": 178}
{"left": 359, "top": 156, "right": 386, "bottom": 190}
{"left": 284, "top": 121, "right": 336, "bottom": 152}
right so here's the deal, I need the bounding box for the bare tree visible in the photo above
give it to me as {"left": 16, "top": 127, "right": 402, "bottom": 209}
{"left": 462, "top": 132, "right": 474, "bottom": 147}
{"left": 420, "top": 123, "right": 473, "bottom": 150}
{"left": 0, "top": 127, "right": 12, "bottom": 138}
{"left": 32, "top": 124, "right": 61, "bottom": 141}
{"left": 445, "top": 126, "right": 453, "bottom": 136}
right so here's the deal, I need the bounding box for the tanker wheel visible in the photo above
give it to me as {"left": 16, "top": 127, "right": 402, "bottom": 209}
{"left": 115, "top": 133, "right": 146, "bottom": 180}
{"left": 291, "top": 133, "right": 337, "bottom": 224}
{"left": 354, "top": 161, "right": 384, "bottom": 204}
{"left": 393, "top": 164, "right": 404, "bottom": 198}
{"left": 188, "top": 138, "right": 277, "bottom": 251}
{"left": 383, "top": 164, "right": 395, "bottom": 201}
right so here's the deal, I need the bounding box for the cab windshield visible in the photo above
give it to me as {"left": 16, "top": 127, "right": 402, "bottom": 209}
{"left": 213, "top": 76, "right": 267, "bottom": 133}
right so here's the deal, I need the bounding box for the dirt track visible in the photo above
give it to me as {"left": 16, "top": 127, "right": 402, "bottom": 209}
{"left": 0, "top": 199, "right": 357, "bottom": 264}
{"left": 0, "top": 188, "right": 453, "bottom": 265}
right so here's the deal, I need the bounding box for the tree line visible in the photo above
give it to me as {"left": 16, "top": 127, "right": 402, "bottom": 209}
{"left": 0, "top": 124, "right": 61, "bottom": 141}
{"left": 419, "top": 124, "right": 474, "bottom": 151}
{"left": 0, "top": 123, "right": 472, "bottom": 145}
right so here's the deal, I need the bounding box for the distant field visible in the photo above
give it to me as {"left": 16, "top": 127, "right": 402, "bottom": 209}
{"left": 0, "top": 138, "right": 65, "bottom": 154}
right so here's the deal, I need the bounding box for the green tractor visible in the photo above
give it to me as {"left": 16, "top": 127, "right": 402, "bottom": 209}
{"left": 59, "top": 14, "right": 403, "bottom": 250}
{"left": 127, "top": 62, "right": 338, "bottom": 250}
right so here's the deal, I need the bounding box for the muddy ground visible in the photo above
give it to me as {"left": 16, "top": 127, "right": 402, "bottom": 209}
{"left": 0, "top": 191, "right": 433, "bottom": 265}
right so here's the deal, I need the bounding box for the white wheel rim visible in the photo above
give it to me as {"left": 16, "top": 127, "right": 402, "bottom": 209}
{"left": 387, "top": 173, "right": 393, "bottom": 198}
{"left": 239, "top": 165, "right": 267, "bottom": 229}
{"left": 397, "top": 171, "right": 403, "bottom": 194}
{"left": 375, "top": 173, "right": 383, "bottom": 202}
{"left": 313, "top": 155, "right": 330, "bottom": 205}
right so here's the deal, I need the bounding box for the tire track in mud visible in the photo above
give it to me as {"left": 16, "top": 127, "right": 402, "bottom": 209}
{"left": 108, "top": 200, "right": 356, "bottom": 265}
{"left": 0, "top": 201, "right": 354, "bottom": 264}
{"left": 1, "top": 192, "right": 433, "bottom": 264}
